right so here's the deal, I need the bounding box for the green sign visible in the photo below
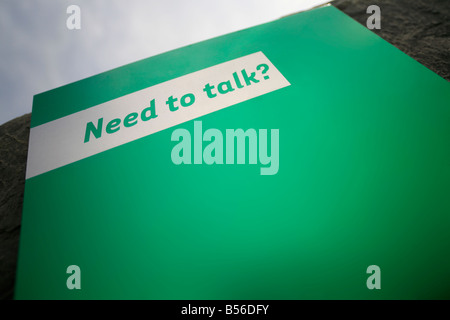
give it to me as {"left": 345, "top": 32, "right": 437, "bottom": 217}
{"left": 16, "top": 6, "right": 450, "bottom": 299}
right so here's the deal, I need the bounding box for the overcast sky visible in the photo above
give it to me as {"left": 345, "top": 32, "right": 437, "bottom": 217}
{"left": 0, "top": 0, "right": 329, "bottom": 125}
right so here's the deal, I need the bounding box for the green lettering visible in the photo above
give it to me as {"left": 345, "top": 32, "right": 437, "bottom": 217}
{"left": 84, "top": 118, "right": 103, "bottom": 143}
{"left": 142, "top": 99, "right": 158, "bottom": 121}
{"left": 106, "top": 118, "right": 121, "bottom": 134}
{"left": 124, "top": 112, "right": 138, "bottom": 127}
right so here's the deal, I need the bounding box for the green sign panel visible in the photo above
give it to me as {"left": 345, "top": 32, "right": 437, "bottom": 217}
{"left": 16, "top": 6, "right": 450, "bottom": 299}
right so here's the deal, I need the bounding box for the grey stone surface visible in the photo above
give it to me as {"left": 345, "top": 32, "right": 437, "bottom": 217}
{"left": 0, "top": 0, "right": 448, "bottom": 299}
{"left": 333, "top": 0, "right": 450, "bottom": 80}
{"left": 0, "top": 113, "right": 30, "bottom": 300}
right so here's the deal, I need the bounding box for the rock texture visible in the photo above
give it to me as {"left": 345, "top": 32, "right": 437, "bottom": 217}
{"left": 0, "top": 0, "right": 448, "bottom": 299}
{"left": 333, "top": 0, "right": 450, "bottom": 80}
{"left": 0, "top": 113, "right": 30, "bottom": 300}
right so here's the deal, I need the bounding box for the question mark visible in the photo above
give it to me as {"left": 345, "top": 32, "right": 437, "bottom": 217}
{"left": 257, "top": 64, "right": 270, "bottom": 80}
